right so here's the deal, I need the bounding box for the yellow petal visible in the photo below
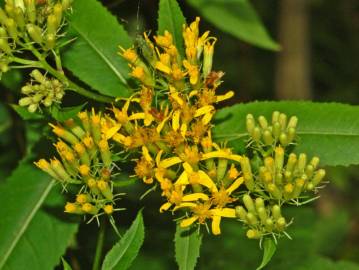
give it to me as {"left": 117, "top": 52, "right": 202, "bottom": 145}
{"left": 228, "top": 154, "right": 242, "bottom": 163}
{"left": 160, "top": 202, "right": 172, "bottom": 213}
{"left": 216, "top": 91, "right": 234, "bottom": 102}
{"left": 202, "top": 112, "right": 214, "bottom": 125}
{"left": 211, "top": 215, "right": 221, "bottom": 235}
{"left": 155, "top": 61, "right": 171, "bottom": 74}
{"left": 194, "top": 105, "right": 214, "bottom": 117}
{"left": 189, "top": 90, "right": 198, "bottom": 97}
{"left": 174, "top": 171, "right": 189, "bottom": 186}
{"left": 211, "top": 208, "right": 236, "bottom": 218}
{"left": 160, "top": 156, "right": 182, "bottom": 168}
{"left": 112, "top": 133, "right": 126, "bottom": 143}
{"left": 226, "top": 177, "right": 244, "bottom": 195}
{"left": 180, "top": 123, "right": 187, "bottom": 137}
{"left": 182, "top": 193, "right": 209, "bottom": 201}
{"left": 198, "top": 170, "right": 218, "bottom": 192}
{"left": 142, "top": 146, "right": 153, "bottom": 162}
{"left": 155, "top": 150, "right": 163, "bottom": 166}
{"left": 172, "top": 110, "right": 181, "bottom": 131}
{"left": 157, "top": 115, "right": 171, "bottom": 133}
{"left": 129, "top": 112, "right": 145, "bottom": 120}
{"left": 169, "top": 86, "right": 184, "bottom": 106}
{"left": 105, "top": 125, "right": 121, "bottom": 139}
{"left": 183, "top": 162, "right": 193, "bottom": 173}
{"left": 144, "top": 113, "right": 154, "bottom": 126}
{"left": 180, "top": 216, "right": 199, "bottom": 228}
{"left": 174, "top": 202, "right": 197, "bottom": 211}
{"left": 201, "top": 150, "right": 231, "bottom": 160}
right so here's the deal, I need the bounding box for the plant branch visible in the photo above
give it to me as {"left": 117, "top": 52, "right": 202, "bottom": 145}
{"left": 92, "top": 221, "right": 106, "bottom": 270}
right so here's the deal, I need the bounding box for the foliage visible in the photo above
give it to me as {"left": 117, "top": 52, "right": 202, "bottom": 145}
{"left": 0, "top": 0, "right": 357, "bottom": 269}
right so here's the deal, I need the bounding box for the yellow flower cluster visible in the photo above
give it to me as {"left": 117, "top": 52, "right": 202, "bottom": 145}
{"left": 35, "top": 109, "right": 120, "bottom": 219}
{"left": 114, "top": 18, "right": 243, "bottom": 235}
{"left": 34, "top": 17, "right": 327, "bottom": 241}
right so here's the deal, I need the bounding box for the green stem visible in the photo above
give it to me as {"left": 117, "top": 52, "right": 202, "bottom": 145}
{"left": 28, "top": 42, "right": 114, "bottom": 103}
{"left": 92, "top": 221, "right": 106, "bottom": 270}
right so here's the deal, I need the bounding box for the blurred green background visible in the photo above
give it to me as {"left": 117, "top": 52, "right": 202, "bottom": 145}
{"left": 0, "top": 0, "right": 358, "bottom": 269}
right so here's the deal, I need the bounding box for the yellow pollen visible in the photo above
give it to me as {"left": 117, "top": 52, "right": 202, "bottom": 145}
{"left": 284, "top": 183, "right": 294, "bottom": 193}
{"left": 87, "top": 178, "right": 97, "bottom": 188}
{"left": 131, "top": 66, "right": 145, "bottom": 80}
{"left": 103, "top": 205, "right": 114, "bottom": 215}
{"left": 74, "top": 143, "right": 85, "bottom": 154}
{"left": 64, "top": 202, "right": 77, "bottom": 213}
{"left": 50, "top": 123, "right": 65, "bottom": 136}
{"left": 76, "top": 194, "right": 89, "bottom": 204}
{"left": 97, "top": 180, "right": 108, "bottom": 191}
{"left": 35, "top": 159, "right": 50, "bottom": 170}
{"left": 83, "top": 136, "right": 94, "bottom": 148}
{"left": 79, "top": 164, "right": 90, "bottom": 176}
{"left": 98, "top": 139, "right": 109, "bottom": 151}
{"left": 82, "top": 203, "right": 95, "bottom": 213}
{"left": 78, "top": 111, "right": 88, "bottom": 120}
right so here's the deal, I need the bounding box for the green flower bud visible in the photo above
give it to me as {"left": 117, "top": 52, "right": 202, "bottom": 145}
{"left": 43, "top": 96, "right": 53, "bottom": 107}
{"left": 265, "top": 218, "right": 274, "bottom": 232}
{"left": 243, "top": 194, "right": 256, "bottom": 214}
{"left": 287, "top": 116, "right": 298, "bottom": 129}
{"left": 305, "top": 164, "right": 314, "bottom": 178}
{"left": 268, "top": 183, "right": 282, "bottom": 199}
{"left": 272, "top": 111, "right": 280, "bottom": 124}
{"left": 246, "top": 212, "right": 258, "bottom": 225}
{"left": 258, "top": 115, "right": 268, "bottom": 129}
{"left": 257, "top": 207, "right": 267, "bottom": 223}
{"left": 297, "top": 153, "right": 307, "bottom": 172}
{"left": 203, "top": 39, "right": 215, "bottom": 78}
{"left": 5, "top": 4, "right": 15, "bottom": 19}
{"left": 97, "top": 180, "right": 113, "bottom": 200}
{"left": 27, "top": 103, "right": 38, "bottom": 112}
{"left": 14, "top": 7, "right": 25, "bottom": 29}
{"left": 216, "top": 158, "right": 227, "bottom": 182}
{"left": 279, "top": 113, "right": 287, "bottom": 130}
{"left": 312, "top": 169, "right": 325, "bottom": 187}
{"left": 275, "top": 172, "right": 283, "bottom": 186}
{"left": 26, "top": 23, "right": 42, "bottom": 43}
{"left": 246, "top": 229, "right": 261, "bottom": 239}
{"left": 246, "top": 114, "right": 255, "bottom": 134}
{"left": 306, "top": 182, "right": 314, "bottom": 191}
{"left": 18, "top": 96, "right": 32, "bottom": 106}
{"left": 53, "top": 3, "right": 63, "bottom": 26}
{"left": 0, "top": 27, "right": 7, "bottom": 38}
{"left": 287, "top": 127, "right": 296, "bottom": 143}
{"left": 0, "top": 62, "right": 9, "bottom": 72}
{"left": 240, "top": 157, "right": 254, "bottom": 190}
{"left": 0, "top": 38, "right": 11, "bottom": 54}
{"left": 82, "top": 203, "right": 98, "bottom": 215}
{"left": 292, "top": 178, "right": 305, "bottom": 198}
{"left": 45, "top": 33, "right": 56, "bottom": 49}
{"left": 24, "top": 0, "right": 36, "bottom": 23}
{"left": 310, "top": 156, "right": 320, "bottom": 169}
{"left": 252, "top": 126, "right": 261, "bottom": 142}
{"left": 5, "top": 18, "right": 18, "bottom": 40}
{"left": 47, "top": 14, "right": 58, "bottom": 35}
{"left": 276, "top": 217, "right": 286, "bottom": 231}
{"left": 263, "top": 129, "right": 273, "bottom": 145}
{"left": 272, "top": 121, "right": 281, "bottom": 139}
{"left": 279, "top": 132, "right": 288, "bottom": 146}
{"left": 0, "top": 8, "right": 8, "bottom": 25}
{"left": 62, "top": 0, "right": 73, "bottom": 10}
{"left": 32, "top": 92, "right": 43, "bottom": 102}
{"left": 255, "top": 197, "right": 264, "bottom": 210}
{"left": 272, "top": 205, "right": 282, "bottom": 220}
{"left": 235, "top": 206, "right": 248, "bottom": 222}
{"left": 30, "top": 69, "right": 46, "bottom": 84}
{"left": 286, "top": 153, "right": 297, "bottom": 172}
{"left": 275, "top": 146, "right": 284, "bottom": 171}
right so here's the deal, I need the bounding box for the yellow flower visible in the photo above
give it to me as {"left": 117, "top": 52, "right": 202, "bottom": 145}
{"left": 154, "top": 30, "right": 173, "bottom": 47}
{"left": 175, "top": 201, "right": 236, "bottom": 235}
{"left": 183, "top": 60, "right": 199, "bottom": 85}
{"left": 119, "top": 46, "right": 138, "bottom": 63}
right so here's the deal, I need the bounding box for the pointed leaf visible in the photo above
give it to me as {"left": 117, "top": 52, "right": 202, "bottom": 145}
{"left": 186, "top": 0, "right": 280, "bottom": 50}
{"left": 214, "top": 101, "right": 359, "bottom": 167}
{"left": 50, "top": 103, "right": 87, "bottom": 122}
{"left": 102, "top": 211, "right": 145, "bottom": 270}
{"left": 63, "top": 0, "right": 133, "bottom": 98}
{"left": 62, "top": 258, "right": 73, "bottom": 270}
{"left": 256, "top": 238, "right": 276, "bottom": 270}
{"left": 158, "top": 0, "right": 186, "bottom": 57}
{"left": 174, "top": 224, "right": 202, "bottom": 270}
{"left": 0, "top": 163, "right": 78, "bottom": 270}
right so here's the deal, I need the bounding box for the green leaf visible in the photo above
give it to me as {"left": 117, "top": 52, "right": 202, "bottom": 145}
{"left": 158, "top": 0, "right": 186, "bottom": 57}
{"left": 186, "top": 0, "right": 280, "bottom": 51}
{"left": 0, "top": 163, "right": 78, "bottom": 270}
{"left": 175, "top": 225, "right": 202, "bottom": 270}
{"left": 10, "top": 104, "right": 44, "bottom": 120}
{"left": 63, "top": 0, "right": 133, "bottom": 98}
{"left": 214, "top": 101, "right": 359, "bottom": 167}
{"left": 102, "top": 211, "right": 145, "bottom": 270}
{"left": 256, "top": 238, "right": 276, "bottom": 270}
{"left": 62, "top": 258, "right": 73, "bottom": 270}
{"left": 50, "top": 103, "right": 86, "bottom": 122}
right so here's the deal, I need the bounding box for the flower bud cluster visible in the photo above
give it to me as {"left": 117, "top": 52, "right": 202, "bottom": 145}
{"left": 35, "top": 109, "right": 121, "bottom": 218}
{"left": 0, "top": 0, "right": 72, "bottom": 70}
{"left": 18, "top": 69, "right": 64, "bottom": 112}
{"left": 236, "top": 195, "right": 287, "bottom": 239}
